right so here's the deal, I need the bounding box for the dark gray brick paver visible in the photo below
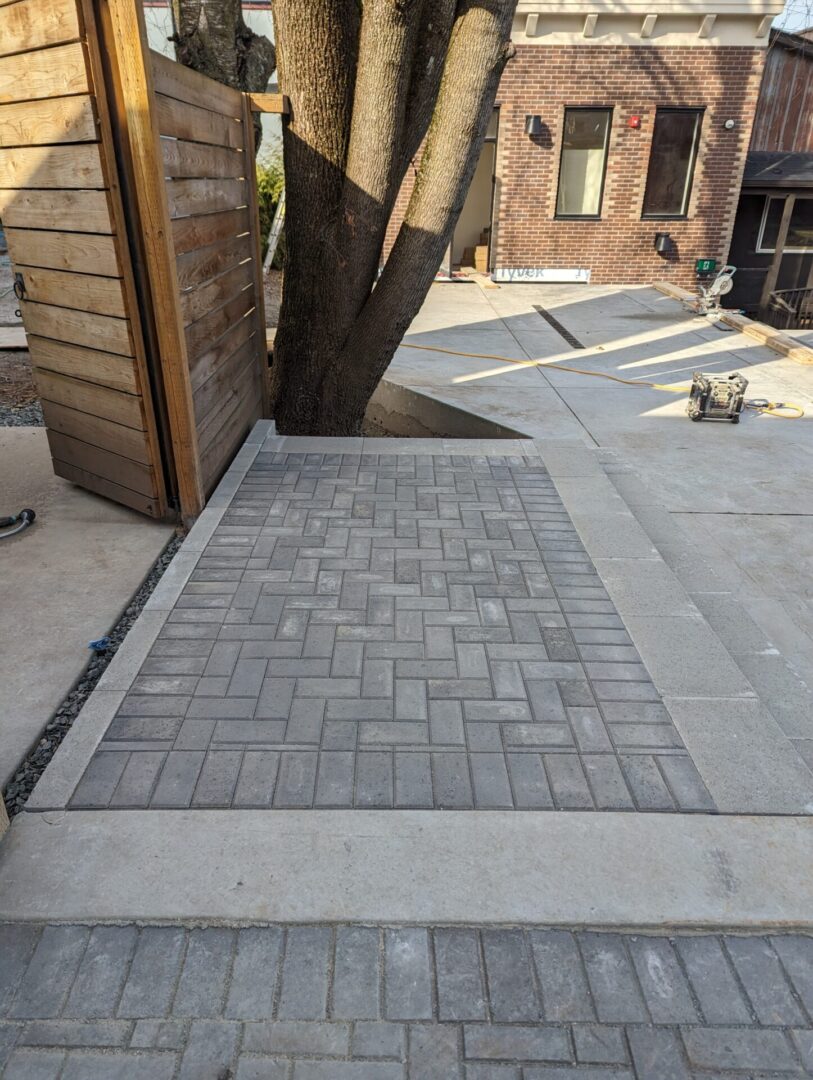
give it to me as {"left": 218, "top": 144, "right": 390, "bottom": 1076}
{"left": 68, "top": 453, "right": 714, "bottom": 811}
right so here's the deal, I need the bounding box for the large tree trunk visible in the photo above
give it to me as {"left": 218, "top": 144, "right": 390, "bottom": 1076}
{"left": 271, "top": 0, "right": 517, "bottom": 435}
{"left": 169, "top": 0, "right": 275, "bottom": 146}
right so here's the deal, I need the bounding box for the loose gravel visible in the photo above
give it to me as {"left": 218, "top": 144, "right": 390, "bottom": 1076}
{"left": 3, "top": 534, "right": 184, "bottom": 816}
{"left": 0, "top": 399, "right": 43, "bottom": 426}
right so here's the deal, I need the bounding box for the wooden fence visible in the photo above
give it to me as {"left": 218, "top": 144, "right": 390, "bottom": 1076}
{"left": 0, "top": 0, "right": 277, "bottom": 521}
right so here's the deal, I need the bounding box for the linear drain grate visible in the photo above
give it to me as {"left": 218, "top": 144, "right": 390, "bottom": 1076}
{"left": 533, "top": 304, "right": 585, "bottom": 349}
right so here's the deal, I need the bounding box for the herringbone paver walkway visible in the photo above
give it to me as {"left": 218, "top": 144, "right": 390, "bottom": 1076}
{"left": 2, "top": 923, "right": 813, "bottom": 1078}
{"left": 69, "top": 451, "right": 713, "bottom": 811}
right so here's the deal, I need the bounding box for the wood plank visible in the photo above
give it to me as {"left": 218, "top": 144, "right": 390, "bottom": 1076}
{"left": 41, "top": 398, "right": 151, "bottom": 463}
{"left": 28, "top": 335, "right": 137, "bottom": 393}
{"left": 0, "top": 325, "right": 26, "bottom": 349}
{"left": 21, "top": 300, "right": 132, "bottom": 356}
{"left": 197, "top": 352, "right": 258, "bottom": 447}
{"left": 0, "top": 42, "right": 88, "bottom": 105}
{"left": 166, "top": 177, "right": 246, "bottom": 219}
{"left": 52, "top": 459, "right": 160, "bottom": 515}
{"left": 35, "top": 368, "right": 145, "bottom": 429}
{"left": 17, "top": 266, "right": 125, "bottom": 317}
{"left": 4, "top": 228, "right": 120, "bottom": 275}
{"left": 189, "top": 314, "right": 255, "bottom": 392}
{"left": 184, "top": 287, "right": 254, "bottom": 364}
{"left": 47, "top": 429, "right": 156, "bottom": 496}
{"left": 0, "top": 142, "right": 104, "bottom": 188}
{"left": 240, "top": 92, "right": 269, "bottom": 420}
{"left": 155, "top": 92, "right": 242, "bottom": 150}
{"left": 170, "top": 206, "right": 250, "bottom": 256}
{"left": 106, "top": 0, "right": 204, "bottom": 521}
{"left": 193, "top": 335, "right": 256, "bottom": 431}
{"left": 181, "top": 259, "right": 252, "bottom": 327}
{"left": 150, "top": 49, "right": 243, "bottom": 119}
{"left": 247, "top": 93, "right": 290, "bottom": 115}
{"left": 0, "top": 0, "right": 81, "bottom": 59}
{"left": 0, "top": 95, "right": 96, "bottom": 147}
{"left": 175, "top": 232, "right": 252, "bottom": 291}
{"left": 0, "top": 189, "right": 113, "bottom": 231}
{"left": 161, "top": 137, "right": 246, "bottom": 179}
{"left": 199, "top": 376, "right": 261, "bottom": 492}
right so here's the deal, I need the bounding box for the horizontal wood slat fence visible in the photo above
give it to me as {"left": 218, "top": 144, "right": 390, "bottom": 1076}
{"left": 0, "top": 0, "right": 275, "bottom": 521}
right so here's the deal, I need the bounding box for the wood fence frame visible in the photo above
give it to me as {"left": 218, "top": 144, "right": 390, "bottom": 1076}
{"left": 0, "top": 0, "right": 287, "bottom": 524}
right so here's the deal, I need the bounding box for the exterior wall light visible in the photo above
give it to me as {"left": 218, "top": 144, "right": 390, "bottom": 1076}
{"left": 654, "top": 232, "right": 671, "bottom": 255}
{"left": 723, "top": 119, "right": 736, "bottom": 130}
{"left": 525, "top": 114, "right": 544, "bottom": 136}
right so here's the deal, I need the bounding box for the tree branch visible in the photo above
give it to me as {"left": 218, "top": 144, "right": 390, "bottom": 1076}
{"left": 399, "top": 0, "right": 458, "bottom": 172}
{"left": 329, "top": 0, "right": 424, "bottom": 332}
{"left": 323, "top": 0, "right": 517, "bottom": 425}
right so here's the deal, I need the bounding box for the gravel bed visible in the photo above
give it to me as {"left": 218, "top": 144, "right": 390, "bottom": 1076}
{"left": 0, "top": 400, "right": 43, "bottom": 426}
{"left": 3, "top": 534, "right": 184, "bottom": 816}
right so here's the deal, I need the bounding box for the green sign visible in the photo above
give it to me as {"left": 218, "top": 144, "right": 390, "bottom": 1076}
{"left": 695, "top": 258, "right": 717, "bottom": 273}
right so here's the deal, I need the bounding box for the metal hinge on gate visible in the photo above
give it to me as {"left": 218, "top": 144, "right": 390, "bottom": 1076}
{"left": 13, "top": 271, "right": 25, "bottom": 317}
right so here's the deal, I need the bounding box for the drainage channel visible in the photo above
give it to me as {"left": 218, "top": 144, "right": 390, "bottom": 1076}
{"left": 533, "top": 303, "right": 585, "bottom": 349}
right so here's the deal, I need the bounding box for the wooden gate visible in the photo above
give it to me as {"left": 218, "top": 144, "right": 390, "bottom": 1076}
{"left": 0, "top": 0, "right": 275, "bottom": 522}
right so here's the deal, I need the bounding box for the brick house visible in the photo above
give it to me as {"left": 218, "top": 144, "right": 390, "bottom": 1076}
{"left": 386, "top": 0, "right": 784, "bottom": 286}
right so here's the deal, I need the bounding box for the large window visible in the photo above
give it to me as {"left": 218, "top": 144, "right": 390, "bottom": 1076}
{"left": 757, "top": 197, "right": 813, "bottom": 253}
{"left": 555, "top": 108, "right": 611, "bottom": 218}
{"left": 642, "top": 108, "right": 703, "bottom": 218}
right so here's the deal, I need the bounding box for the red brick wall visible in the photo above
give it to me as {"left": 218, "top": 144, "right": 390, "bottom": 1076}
{"left": 385, "top": 45, "right": 765, "bottom": 286}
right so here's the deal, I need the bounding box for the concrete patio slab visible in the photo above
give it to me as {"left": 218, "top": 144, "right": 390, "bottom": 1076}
{"left": 0, "top": 427, "right": 173, "bottom": 790}
{"left": 1, "top": 809, "right": 812, "bottom": 925}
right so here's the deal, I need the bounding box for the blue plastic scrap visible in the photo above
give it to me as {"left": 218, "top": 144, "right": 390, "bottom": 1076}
{"left": 88, "top": 637, "right": 111, "bottom": 652}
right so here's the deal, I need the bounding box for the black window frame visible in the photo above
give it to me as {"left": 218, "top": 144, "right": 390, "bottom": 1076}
{"left": 554, "top": 105, "right": 613, "bottom": 221}
{"left": 641, "top": 107, "right": 704, "bottom": 220}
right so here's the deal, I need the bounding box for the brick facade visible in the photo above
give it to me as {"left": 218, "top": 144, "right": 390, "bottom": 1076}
{"left": 386, "top": 45, "right": 765, "bottom": 286}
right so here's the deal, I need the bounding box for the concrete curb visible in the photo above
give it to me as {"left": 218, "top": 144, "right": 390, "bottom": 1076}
{"left": 1, "top": 809, "right": 812, "bottom": 926}
{"left": 24, "top": 421, "right": 276, "bottom": 811}
{"left": 654, "top": 281, "right": 813, "bottom": 365}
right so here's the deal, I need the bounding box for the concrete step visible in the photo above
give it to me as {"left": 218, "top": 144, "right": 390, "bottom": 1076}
{"left": 1, "top": 808, "right": 812, "bottom": 925}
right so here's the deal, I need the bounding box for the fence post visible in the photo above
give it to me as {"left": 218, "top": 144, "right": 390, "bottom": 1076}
{"left": 100, "top": 0, "right": 205, "bottom": 522}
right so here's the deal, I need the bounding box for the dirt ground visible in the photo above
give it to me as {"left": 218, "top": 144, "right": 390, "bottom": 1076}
{"left": 0, "top": 350, "right": 36, "bottom": 409}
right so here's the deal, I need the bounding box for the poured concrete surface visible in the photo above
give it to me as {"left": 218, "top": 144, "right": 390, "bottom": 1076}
{"left": 0, "top": 427, "right": 173, "bottom": 789}
{"left": 1, "top": 809, "right": 813, "bottom": 925}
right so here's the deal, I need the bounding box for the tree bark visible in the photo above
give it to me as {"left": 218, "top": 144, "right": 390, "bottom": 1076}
{"left": 272, "top": 0, "right": 517, "bottom": 435}
{"left": 169, "top": 0, "right": 275, "bottom": 147}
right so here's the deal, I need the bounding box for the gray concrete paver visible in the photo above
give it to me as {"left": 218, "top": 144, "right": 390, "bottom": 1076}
{"left": 64, "top": 451, "right": 712, "bottom": 812}
{"left": 0, "top": 923, "right": 810, "bottom": 1077}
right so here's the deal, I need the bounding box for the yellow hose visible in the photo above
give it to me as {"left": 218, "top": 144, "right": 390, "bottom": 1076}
{"left": 401, "top": 343, "right": 804, "bottom": 419}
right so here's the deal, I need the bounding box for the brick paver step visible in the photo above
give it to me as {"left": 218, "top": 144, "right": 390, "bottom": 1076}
{"left": 1, "top": 924, "right": 812, "bottom": 1077}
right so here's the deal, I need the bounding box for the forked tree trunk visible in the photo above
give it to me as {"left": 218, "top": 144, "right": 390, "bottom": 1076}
{"left": 271, "top": 0, "right": 518, "bottom": 435}
{"left": 170, "top": 0, "right": 275, "bottom": 146}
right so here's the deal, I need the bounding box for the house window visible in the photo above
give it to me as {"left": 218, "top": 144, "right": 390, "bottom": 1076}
{"left": 757, "top": 197, "right": 813, "bottom": 253}
{"left": 555, "top": 108, "right": 611, "bottom": 218}
{"left": 642, "top": 108, "right": 703, "bottom": 218}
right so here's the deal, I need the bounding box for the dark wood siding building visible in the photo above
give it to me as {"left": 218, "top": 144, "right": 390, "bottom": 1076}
{"left": 726, "top": 28, "right": 813, "bottom": 318}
